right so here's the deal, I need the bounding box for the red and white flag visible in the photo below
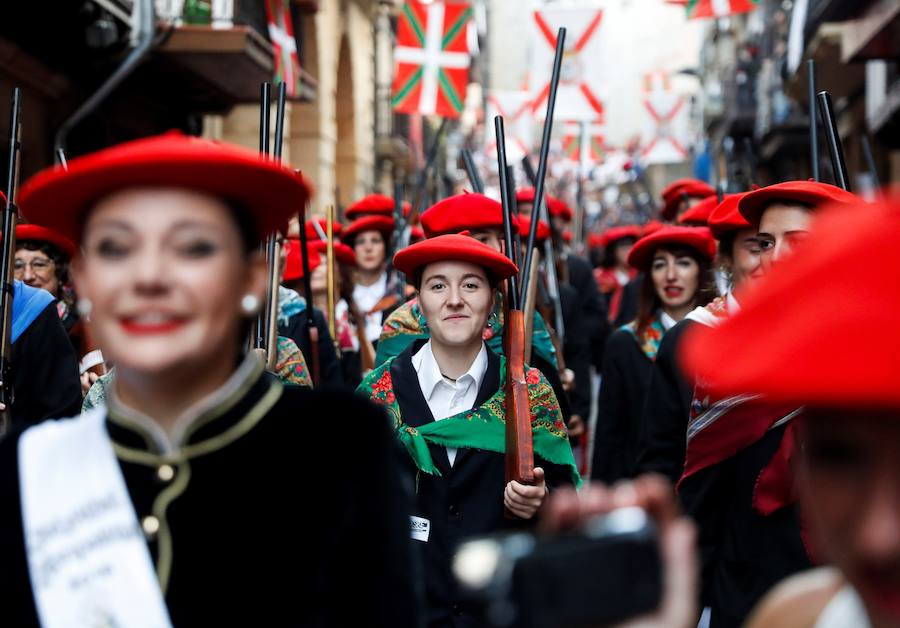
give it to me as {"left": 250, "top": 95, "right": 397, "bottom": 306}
{"left": 640, "top": 71, "right": 690, "bottom": 164}
{"left": 485, "top": 90, "right": 534, "bottom": 163}
{"left": 686, "top": 0, "right": 758, "bottom": 19}
{"left": 392, "top": 1, "right": 473, "bottom": 118}
{"left": 264, "top": 0, "right": 301, "bottom": 97}
{"left": 530, "top": 7, "right": 607, "bottom": 122}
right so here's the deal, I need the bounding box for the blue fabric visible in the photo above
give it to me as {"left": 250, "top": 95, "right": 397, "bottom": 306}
{"left": 11, "top": 280, "right": 54, "bottom": 344}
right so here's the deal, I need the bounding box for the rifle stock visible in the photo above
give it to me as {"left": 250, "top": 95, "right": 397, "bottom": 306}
{"left": 496, "top": 115, "right": 535, "bottom": 503}
{"left": 504, "top": 309, "right": 534, "bottom": 486}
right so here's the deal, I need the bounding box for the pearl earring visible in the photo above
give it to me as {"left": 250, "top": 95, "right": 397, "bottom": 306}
{"left": 241, "top": 294, "right": 260, "bottom": 316}
{"left": 76, "top": 298, "right": 93, "bottom": 318}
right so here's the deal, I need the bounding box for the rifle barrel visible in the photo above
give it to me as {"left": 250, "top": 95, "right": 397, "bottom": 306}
{"left": 0, "top": 88, "right": 22, "bottom": 431}
{"left": 520, "top": 27, "right": 566, "bottom": 304}
{"left": 808, "top": 60, "right": 819, "bottom": 182}
{"left": 461, "top": 149, "right": 484, "bottom": 193}
{"left": 816, "top": 91, "right": 850, "bottom": 191}
{"left": 494, "top": 116, "right": 519, "bottom": 311}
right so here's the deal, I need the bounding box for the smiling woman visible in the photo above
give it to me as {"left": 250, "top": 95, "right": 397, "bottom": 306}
{"left": 357, "top": 233, "right": 579, "bottom": 626}
{"left": 0, "top": 133, "right": 419, "bottom": 628}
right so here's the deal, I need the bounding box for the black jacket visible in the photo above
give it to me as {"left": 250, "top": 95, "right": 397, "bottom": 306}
{"left": 633, "top": 320, "right": 695, "bottom": 483}
{"left": 0, "top": 371, "right": 420, "bottom": 627}
{"left": 11, "top": 303, "right": 82, "bottom": 427}
{"left": 390, "top": 342, "right": 573, "bottom": 628}
{"left": 591, "top": 328, "right": 654, "bottom": 484}
{"left": 679, "top": 424, "right": 811, "bottom": 627}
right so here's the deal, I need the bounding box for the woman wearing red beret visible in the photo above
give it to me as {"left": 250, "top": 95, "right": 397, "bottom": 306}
{"left": 6, "top": 223, "right": 83, "bottom": 423}
{"left": 590, "top": 226, "right": 716, "bottom": 484}
{"left": 0, "top": 134, "right": 419, "bottom": 627}
{"left": 593, "top": 225, "right": 641, "bottom": 323}
{"left": 673, "top": 180, "right": 857, "bottom": 627}
{"left": 683, "top": 197, "right": 898, "bottom": 628}
{"left": 358, "top": 233, "right": 579, "bottom": 628}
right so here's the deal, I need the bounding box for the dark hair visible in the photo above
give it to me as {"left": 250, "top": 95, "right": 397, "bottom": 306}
{"left": 16, "top": 240, "right": 69, "bottom": 297}
{"left": 601, "top": 237, "right": 637, "bottom": 269}
{"left": 634, "top": 244, "right": 717, "bottom": 336}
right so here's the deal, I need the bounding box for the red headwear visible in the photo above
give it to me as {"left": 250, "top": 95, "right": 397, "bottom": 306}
{"left": 304, "top": 218, "right": 343, "bottom": 241}
{"left": 344, "top": 194, "right": 395, "bottom": 220}
{"left": 677, "top": 195, "right": 719, "bottom": 226}
{"left": 681, "top": 197, "right": 895, "bottom": 408}
{"left": 627, "top": 225, "right": 717, "bottom": 272}
{"left": 393, "top": 233, "right": 518, "bottom": 283}
{"left": 737, "top": 180, "right": 858, "bottom": 228}
{"left": 518, "top": 217, "right": 551, "bottom": 244}
{"left": 340, "top": 215, "right": 394, "bottom": 245}
{"left": 641, "top": 220, "right": 665, "bottom": 237}
{"left": 282, "top": 240, "right": 323, "bottom": 282}
{"left": 18, "top": 133, "right": 313, "bottom": 246}
{"left": 600, "top": 225, "right": 641, "bottom": 248}
{"left": 660, "top": 178, "right": 716, "bottom": 221}
{"left": 15, "top": 224, "right": 77, "bottom": 258}
{"left": 420, "top": 193, "right": 516, "bottom": 237}
{"left": 707, "top": 193, "right": 750, "bottom": 239}
{"left": 515, "top": 187, "right": 572, "bottom": 221}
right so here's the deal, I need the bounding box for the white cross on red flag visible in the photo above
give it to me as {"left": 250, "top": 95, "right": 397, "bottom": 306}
{"left": 529, "top": 7, "right": 606, "bottom": 122}
{"left": 392, "top": 1, "right": 473, "bottom": 119}
{"left": 264, "top": 0, "right": 301, "bottom": 97}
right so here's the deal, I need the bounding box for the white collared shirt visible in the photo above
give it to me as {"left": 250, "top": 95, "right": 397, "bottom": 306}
{"left": 411, "top": 340, "right": 488, "bottom": 466}
{"left": 353, "top": 272, "right": 388, "bottom": 342}
{"left": 660, "top": 311, "right": 678, "bottom": 331}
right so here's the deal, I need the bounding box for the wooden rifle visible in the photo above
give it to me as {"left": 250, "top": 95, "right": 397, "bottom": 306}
{"left": 0, "top": 88, "right": 21, "bottom": 433}
{"left": 495, "top": 115, "right": 534, "bottom": 501}
{"left": 325, "top": 206, "right": 340, "bottom": 354}
{"left": 250, "top": 82, "right": 271, "bottom": 360}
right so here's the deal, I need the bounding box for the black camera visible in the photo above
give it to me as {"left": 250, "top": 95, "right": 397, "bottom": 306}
{"left": 453, "top": 507, "right": 662, "bottom": 628}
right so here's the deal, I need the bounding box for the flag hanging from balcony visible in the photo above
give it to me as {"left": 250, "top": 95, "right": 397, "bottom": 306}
{"left": 686, "top": 0, "right": 758, "bottom": 19}
{"left": 265, "top": 0, "right": 302, "bottom": 97}
{"left": 392, "top": 1, "right": 473, "bottom": 118}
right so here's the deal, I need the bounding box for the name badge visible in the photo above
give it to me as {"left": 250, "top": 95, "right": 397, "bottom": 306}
{"left": 410, "top": 516, "right": 430, "bottom": 542}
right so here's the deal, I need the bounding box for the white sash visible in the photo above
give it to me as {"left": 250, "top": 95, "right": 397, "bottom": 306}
{"left": 19, "top": 409, "right": 173, "bottom": 628}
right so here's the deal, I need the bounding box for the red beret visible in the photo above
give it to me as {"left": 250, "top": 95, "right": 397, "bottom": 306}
{"left": 518, "top": 217, "right": 551, "bottom": 243}
{"left": 547, "top": 197, "right": 573, "bottom": 222}
{"left": 16, "top": 224, "right": 77, "bottom": 258}
{"left": 600, "top": 225, "right": 642, "bottom": 248}
{"left": 660, "top": 178, "right": 716, "bottom": 221}
{"left": 310, "top": 239, "right": 356, "bottom": 266}
{"left": 627, "top": 225, "right": 717, "bottom": 271}
{"left": 421, "top": 193, "right": 516, "bottom": 237}
{"left": 344, "top": 194, "right": 395, "bottom": 219}
{"left": 641, "top": 220, "right": 665, "bottom": 237}
{"left": 393, "top": 233, "right": 518, "bottom": 282}
{"left": 681, "top": 197, "right": 897, "bottom": 408}
{"left": 283, "top": 238, "right": 322, "bottom": 282}
{"left": 305, "top": 218, "right": 343, "bottom": 241}
{"left": 677, "top": 195, "right": 719, "bottom": 226}
{"left": 340, "top": 215, "right": 394, "bottom": 245}
{"left": 561, "top": 230, "right": 573, "bottom": 243}
{"left": 515, "top": 187, "right": 572, "bottom": 221}
{"left": 737, "top": 180, "right": 859, "bottom": 228}
{"left": 410, "top": 226, "right": 425, "bottom": 243}
{"left": 18, "top": 133, "right": 312, "bottom": 246}
{"left": 515, "top": 187, "right": 537, "bottom": 205}
{"left": 588, "top": 232, "right": 604, "bottom": 249}
{"left": 707, "top": 193, "right": 751, "bottom": 239}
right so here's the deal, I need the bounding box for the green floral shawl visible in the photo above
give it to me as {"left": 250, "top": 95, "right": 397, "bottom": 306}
{"left": 357, "top": 354, "right": 581, "bottom": 486}
{"left": 375, "top": 296, "right": 559, "bottom": 370}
